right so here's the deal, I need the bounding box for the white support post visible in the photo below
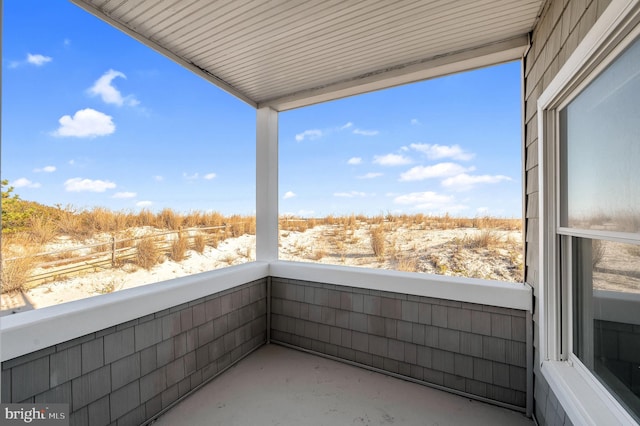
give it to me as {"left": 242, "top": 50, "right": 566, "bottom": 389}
{"left": 256, "top": 106, "right": 279, "bottom": 262}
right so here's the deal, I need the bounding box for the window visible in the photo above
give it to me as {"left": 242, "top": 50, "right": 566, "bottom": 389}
{"left": 539, "top": 2, "right": 640, "bottom": 424}
{"left": 559, "top": 35, "right": 640, "bottom": 420}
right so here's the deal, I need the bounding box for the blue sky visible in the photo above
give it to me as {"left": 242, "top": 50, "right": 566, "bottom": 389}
{"left": 2, "top": 1, "right": 522, "bottom": 218}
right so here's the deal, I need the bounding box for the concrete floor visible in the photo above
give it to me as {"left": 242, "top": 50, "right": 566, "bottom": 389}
{"left": 152, "top": 344, "right": 533, "bottom": 426}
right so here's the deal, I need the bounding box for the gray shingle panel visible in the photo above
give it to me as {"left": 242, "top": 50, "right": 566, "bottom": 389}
{"left": 483, "top": 336, "right": 507, "bottom": 363}
{"left": 492, "top": 362, "right": 511, "bottom": 388}
{"left": 104, "top": 328, "right": 135, "bottom": 365}
{"left": 471, "top": 310, "right": 492, "bottom": 336}
{"left": 444, "top": 372, "right": 466, "bottom": 392}
{"left": 381, "top": 298, "right": 402, "bottom": 319}
{"left": 35, "top": 382, "right": 72, "bottom": 410}
{"left": 12, "top": 356, "right": 49, "bottom": 402}
{"left": 165, "top": 357, "right": 185, "bottom": 387}
{"left": 134, "top": 319, "right": 163, "bottom": 352}
{"left": 401, "top": 300, "right": 419, "bottom": 322}
{"left": 447, "top": 307, "right": 472, "bottom": 332}
{"left": 350, "top": 312, "right": 368, "bottom": 333}
{"left": 1, "top": 369, "right": 10, "bottom": 403}
{"left": 321, "top": 307, "right": 336, "bottom": 325}
{"left": 412, "top": 323, "right": 425, "bottom": 346}
{"left": 388, "top": 339, "right": 405, "bottom": 361}
{"left": 363, "top": 295, "right": 381, "bottom": 316}
{"left": 87, "top": 395, "right": 111, "bottom": 426}
{"left": 180, "top": 307, "right": 193, "bottom": 331}
{"left": 432, "top": 349, "right": 455, "bottom": 374}
{"left": 369, "top": 335, "right": 388, "bottom": 357}
{"left": 506, "top": 340, "right": 527, "bottom": 367}
{"left": 491, "top": 314, "right": 513, "bottom": 339}
{"left": 367, "top": 315, "right": 385, "bottom": 336}
{"left": 110, "top": 381, "right": 140, "bottom": 420}
{"left": 162, "top": 312, "right": 182, "bottom": 340}
{"left": 82, "top": 338, "right": 105, "bottom": 374}
{"left": 454, "top": 353, "right": 474, "bottom": 379}
{"left": 396, "top": 320, "right": 412, "bottom": 342}
{"left": 139, "top": 368, "right": 166, "bottom": 403}
{"left": 50, "top": 346, "right": 82, "bottom": 387}
{"left": 139, "top": 346, "right": 157, "bottom": 377}
{"left": 335, "top": 310, "right": 350, "bottom": 329}
{"left": 459, "top": 332, "right": 483, "bottom": 358}
{"left": 145, "top": 394, "right": 163, "bottom": 420}
{"left": 72, "top": 365, "right": 111, "bottom": 409}
{"left": 418, "top": 303, "right": 432, "bottom": 325}
{"left": 473, "top": 358, "right": 493, "bottom": 383}
{"left": 416, "top": 346, "right": 432, "bottom": 368}
{"left": 438, "top": 328, "right": 460, "bottom": 352}
{"left": 432, "top": 305, "right": 448, "bottom": 328}
{"left": 156, "top": 339, "right": 175, "bottom": 368}
{"left": 111, "top": 353, "right": 141, "bottom": 391}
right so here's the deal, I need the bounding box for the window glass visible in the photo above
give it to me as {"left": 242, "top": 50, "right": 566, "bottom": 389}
{"left": 560, "top": 37, "right": 640, "bottom": 233}
{"left": 571, "top": 238, "right": 640, "bottom": 420}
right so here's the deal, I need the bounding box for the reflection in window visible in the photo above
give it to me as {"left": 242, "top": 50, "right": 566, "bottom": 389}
{"left": 572, "top": 238, "right": 640, "bottom": 420}
{"left": 560, "top": 36, "right": 640, "bottom": 233}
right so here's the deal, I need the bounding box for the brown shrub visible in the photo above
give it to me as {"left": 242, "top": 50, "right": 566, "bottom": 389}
{"left": 27, "top": 216, "right": 57, "bottom": 244}
{"left": 135, "top": 237, "right": 162, "bottom": 269}
{"left": 158, "top": 208, "right": 182, "bottom": 230}
{"left": 370, "top": 225, "right": 386, "bottom": 260}
{"left": 170, "top": 235, "right": 189, "bottom": 261}
{"left": 193, "top": 234, "right": 206, "bottom": 254}
{"left": 1, "top": 238, "right": 38, "bottom": 293}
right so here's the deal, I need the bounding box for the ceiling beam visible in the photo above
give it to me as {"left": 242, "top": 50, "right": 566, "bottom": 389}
{"left": 260, "top": 35, "right": 530, "bottom": 112}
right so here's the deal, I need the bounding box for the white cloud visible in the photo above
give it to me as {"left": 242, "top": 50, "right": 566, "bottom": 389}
{"left": 33, "top": 166, "right": 56, "bottom": 173}
{"left": 340, "top": 122, "right": 353, "bottom": 130}
{"left": 27, "top": 53, "right": 52, "bottom": 66}
{"left": 53, "top": 108, "right": 115, "bottom": 138}
{"left": 358, "top": 172, "right": 383, "bottom": 179}
{"left": 353, "top": 129, "right": 379, "bottom": 136}
{"left": 64, "top": 178, "right": 116, "bottom": 192}
{"left": 204, "top": 173, "right": 217, "bottom": 180}
{"left": 295, "top": 129, "right": 323, "bottom": 142}
{"left": 136, "top": 201, "right": 153, "bottom": 207}
{"left": 409, "top": 143, "right": 474, "bottom": 161}
{"left": 283, "top": 191, "right": 296, "bottom": 199}
{"left": 347, "top": 157, "right": 362, "bottom": 165}
{"left": 153, "top": 175, "right": 164, "bottom": 182}
{"left": 183, "top": 172, "right": 199, "bottom": 180}
{"left": 393, "top": 191, "right": 467, "bottom": 212}
{"left": 12, "top": 178, "right": 41, "bottom": 188}
{"left": 113, "top": 192, "right": 136, "bottom": 199}
{"left": 334, "top": 191, "right": 367, "bottom": 198}
{"left": 373, "top": 153, "right": 412, "bottom": 166}
{"left": 410, "top": 118, "right": 421, "bottom": 125}
{"left": 399, "top": 163, "right": 474, "bottom": 181}
{"left": 88, "top": 69, "right": 139, "bottom": 107}
{"left": 441, "top": 173, "right": 512, "bottom": 191}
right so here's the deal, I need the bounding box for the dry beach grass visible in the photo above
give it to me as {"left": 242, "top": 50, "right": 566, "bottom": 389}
{"left": 1, "top": 210, "right": 524, "bottom": 313}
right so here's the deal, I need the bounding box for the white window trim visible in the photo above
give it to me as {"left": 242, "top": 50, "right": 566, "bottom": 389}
{"left": 537, "top": 1, "right": 640, "bottom": 424}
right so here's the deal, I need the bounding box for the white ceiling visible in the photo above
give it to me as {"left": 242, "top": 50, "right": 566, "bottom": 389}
{"left": 71, "top": 0, "right": 544, "bottom": 110}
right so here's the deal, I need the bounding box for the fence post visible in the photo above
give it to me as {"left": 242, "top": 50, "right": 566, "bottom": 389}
{"left": 111, "top": 235, "right": 116, "bottom": 266}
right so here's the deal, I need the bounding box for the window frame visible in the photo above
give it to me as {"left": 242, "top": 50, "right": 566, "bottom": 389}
{"left": 538, "top": 1, "right": 640, "bottom": 424}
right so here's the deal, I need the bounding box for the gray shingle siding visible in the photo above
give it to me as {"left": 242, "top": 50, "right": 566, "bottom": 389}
{"left": 270, "top": 278, "right": 529, "bottom": 408}
{"left": 1, "top": 279, "right": 267, "bottom": 426}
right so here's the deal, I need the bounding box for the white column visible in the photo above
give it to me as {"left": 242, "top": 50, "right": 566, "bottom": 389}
{"left": 256, "top": 106, "right": 279, "bottom": 262}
